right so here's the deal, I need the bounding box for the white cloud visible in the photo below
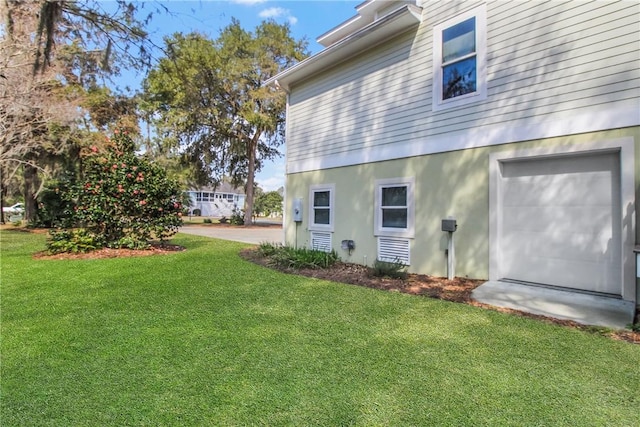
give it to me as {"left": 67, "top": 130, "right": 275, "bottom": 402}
{"left": 259, "top": 7, "right": 286, "bottom": 19}
{"left": 259, "top": 7, "right": 298, "bottom": 25}
{"left": 256, "top": 162, "right": 285, "bottom": 192}
{"left": 258, "top": 175, "right": 285, "bottom": 192}
{"left": 231, "top": 0, "right": 267, "bottom": 5}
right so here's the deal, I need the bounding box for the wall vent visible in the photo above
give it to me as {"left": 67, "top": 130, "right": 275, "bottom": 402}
{"left": 377, "top": 237, "right": 410, "bottom": 265}
{"left": 311, "top": 232, "right": 332, "bottom": 253}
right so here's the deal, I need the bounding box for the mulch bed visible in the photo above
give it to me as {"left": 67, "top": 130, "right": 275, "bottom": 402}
{"left": 240, "top": 248, "right": 639, "bottom": 345}
{"left": 33, "top": 242, "right": 185, "bottom": 260}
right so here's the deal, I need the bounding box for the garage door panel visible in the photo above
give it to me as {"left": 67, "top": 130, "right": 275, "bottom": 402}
{"left": 499, "top": 152, "right": 621, "bottom": 295}
{"left": 503, "top": 230, "right": 617, "bottom": 262}
{"left": 503, "top": 173, "right": 615, "bottom": 207}
{"left": 503, "top": 206, "right": 613, "bottom": 234}
{"left": 503, "top": 256, "right": 619, "bottom": 294}
{"left": 503, "top": 153, "right": 617, "bottom": 177}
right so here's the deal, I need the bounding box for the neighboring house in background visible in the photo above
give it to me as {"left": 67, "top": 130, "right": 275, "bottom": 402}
{"left": 268, "top": 1, "right": 639, "bottom": 319}
{"left": 186, "top": 181, "right": 245, "bottom": 218}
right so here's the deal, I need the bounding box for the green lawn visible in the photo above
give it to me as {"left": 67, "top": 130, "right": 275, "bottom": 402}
{"left": 1, "top": 230, "right": 638, "bottom": 426}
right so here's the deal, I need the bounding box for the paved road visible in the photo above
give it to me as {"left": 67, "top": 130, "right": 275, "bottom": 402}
{"left": 179, "top": 224, "right": 284, "bottom": 245}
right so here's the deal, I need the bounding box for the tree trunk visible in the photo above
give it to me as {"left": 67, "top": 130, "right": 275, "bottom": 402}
{"left": 23, "top": 162, "right": 40, "bottom": 223}
{"left": 243, "top": 135, "right": 260, "bottom": 226}
{"left": 0, "top": 164, "right": 5, "bottom": 224}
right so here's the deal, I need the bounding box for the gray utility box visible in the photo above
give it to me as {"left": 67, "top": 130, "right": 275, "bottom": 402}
{"left": 441, "top": 219, "right": 457, "bottom": 232}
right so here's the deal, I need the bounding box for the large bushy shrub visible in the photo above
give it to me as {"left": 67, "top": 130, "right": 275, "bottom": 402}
{"left": 48, "top": 129, "right": 183, "bottom": 252}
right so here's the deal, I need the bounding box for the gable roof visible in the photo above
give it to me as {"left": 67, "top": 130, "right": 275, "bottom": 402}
{"left": 266, "top": 3, "right": 422, "bottom": 92}
{"left": 190, "top": 180, "right": 245, "bottom": 195}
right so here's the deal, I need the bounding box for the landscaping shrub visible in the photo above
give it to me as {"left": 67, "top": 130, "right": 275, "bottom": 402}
{"left": 47, "top": 229, "right": 102, "bottom": 254}
{"left": 52, "top": 129, "right": 183, "bottom": 252}
{"left": 257, "top": 241, "right": 281, "bottom": 257}
{"left": 372, "top": 258, "right": 408, "bottom": 279}
{"left": 35, "top": 177, "right": 74, "bottom": 228}
{"left": 229, "top": 208, "right": 245, "bottom": 225}
{"left": 265, "top": 245, "right": 339, "bottom": 270}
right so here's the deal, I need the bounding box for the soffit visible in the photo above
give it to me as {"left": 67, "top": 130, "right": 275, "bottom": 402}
{"left": 266, "top": 4, "right": 422, "bottom": 92}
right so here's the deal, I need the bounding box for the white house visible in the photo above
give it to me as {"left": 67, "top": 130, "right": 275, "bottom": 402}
{"left": 186, "top": 181, "right": 245, "bottom": 218}
{"left": 268, "top": 0, "right": 640, "bottom": 325}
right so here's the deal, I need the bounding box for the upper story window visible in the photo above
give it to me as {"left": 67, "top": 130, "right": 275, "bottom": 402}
{"left": 374, "top": 177, "right": 415, "bottom": 238}
{"left": 433, "top": 5, "right": 487, "bottom": 111}
{"left": 309, "top": 184, "right": 335, "bottom": 231}
{"left": 443, "top": 17, "right": 476, "bottom": 99}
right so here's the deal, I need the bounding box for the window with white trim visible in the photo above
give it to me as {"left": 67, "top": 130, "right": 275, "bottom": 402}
{"left": 374, "top": 178, "right": 414, "bottom": 238}
{"left": 432, "top": 5, "right": 487, "bottom": 111}
{"left": 309, "top": 184, "right": 335, "bottom": 231}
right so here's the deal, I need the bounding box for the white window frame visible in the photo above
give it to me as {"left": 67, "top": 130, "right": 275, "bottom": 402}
{"left": 432, "top": 5, "right": 487, "bottom": 111}
{"left": 309, "top": 184, "right": 335, "bottom": 232}
{"left": 374, "top": 177, "right": 415, "bottom": 238}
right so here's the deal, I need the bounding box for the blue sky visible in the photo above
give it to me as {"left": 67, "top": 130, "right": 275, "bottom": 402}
{"left": 128, "top": 0, "right": 361, "bottom": 191}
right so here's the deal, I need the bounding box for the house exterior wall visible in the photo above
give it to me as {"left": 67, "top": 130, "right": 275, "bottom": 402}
{"left": 281, "top": 0, "right": 640, "bottom": 304}
{"left": 285, "top": 127, "right": 640, "bottom": 301}
{"left": 285, "top": 0, "right": 639, "bottom": 173}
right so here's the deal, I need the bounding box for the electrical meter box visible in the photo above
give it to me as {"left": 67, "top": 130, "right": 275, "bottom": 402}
{"left": 292, "top": 198, "right": 303, "bottom": 222}
{"left": 441, "top": 218, "right": 457, "bottom": 232}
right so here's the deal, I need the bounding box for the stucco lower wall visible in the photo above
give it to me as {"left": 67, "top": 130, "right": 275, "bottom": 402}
{"left": 285, "top": 127, "right": 640, "bottom": 295}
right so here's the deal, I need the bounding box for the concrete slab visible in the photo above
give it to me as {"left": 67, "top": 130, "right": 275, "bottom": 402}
{"left": 179, "top": 225, "right": 284, "bottom": 245}
{"left": 472, "top": 281, "right": 636, "bottom": 330}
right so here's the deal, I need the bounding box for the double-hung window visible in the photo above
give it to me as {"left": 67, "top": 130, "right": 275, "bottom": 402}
{"left": 374, "top": 178, "right": 414, "bottom": 238}
{"left": 433, "top": 5, "right": 486, "bottom": 110}
{"left": 309, "top": 184, "right": 335, "bottom": 231}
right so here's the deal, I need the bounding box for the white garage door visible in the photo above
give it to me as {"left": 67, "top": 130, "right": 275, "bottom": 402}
{"left": 499, "top": 152, "right": 621, "bottom": 295}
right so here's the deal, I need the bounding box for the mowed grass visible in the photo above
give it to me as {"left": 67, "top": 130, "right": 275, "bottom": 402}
{"left": 1, "top": 230, "right": 638, "bottom": 426}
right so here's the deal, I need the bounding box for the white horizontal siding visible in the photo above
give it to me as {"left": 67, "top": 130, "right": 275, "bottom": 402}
{"left": 285, "top": 0, "right": 640, "bottom": 171}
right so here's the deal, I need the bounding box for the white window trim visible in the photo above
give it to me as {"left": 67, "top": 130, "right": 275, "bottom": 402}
{"left": 309, "top": 183, "right": 335, "bottom": 232}
{"left": 432, "top": 4, "right": 487, "bottom": 111}
{"left": 374, "top": 177, "right": 415, "bottom": 238}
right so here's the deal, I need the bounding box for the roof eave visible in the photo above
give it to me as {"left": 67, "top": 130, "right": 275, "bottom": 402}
{"left": 266, "top": 4, "right": 422, "bottom": 92}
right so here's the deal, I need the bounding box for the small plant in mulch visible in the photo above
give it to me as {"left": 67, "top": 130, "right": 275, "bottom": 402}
{"left": 372, "top": 258, "right": 408, "bottom": 279}
{"left": 256, "top": 242, "right": 339, "bottom": 270}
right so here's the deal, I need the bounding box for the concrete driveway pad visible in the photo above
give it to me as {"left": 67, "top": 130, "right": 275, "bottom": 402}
{"left": 179, "top": 224, "right": 283, "bottom": 245}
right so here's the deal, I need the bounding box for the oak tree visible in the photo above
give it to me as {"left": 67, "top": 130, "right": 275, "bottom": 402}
{"left": 143, "top": 19, "right": 307, "bottom": 225}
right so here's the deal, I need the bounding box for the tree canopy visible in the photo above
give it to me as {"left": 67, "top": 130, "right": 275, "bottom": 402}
{"left": 0, "top": 0, "right": 158, "bottom": 222}
{"left": 143, "top": 19, "right": 307, "bottom": 225}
